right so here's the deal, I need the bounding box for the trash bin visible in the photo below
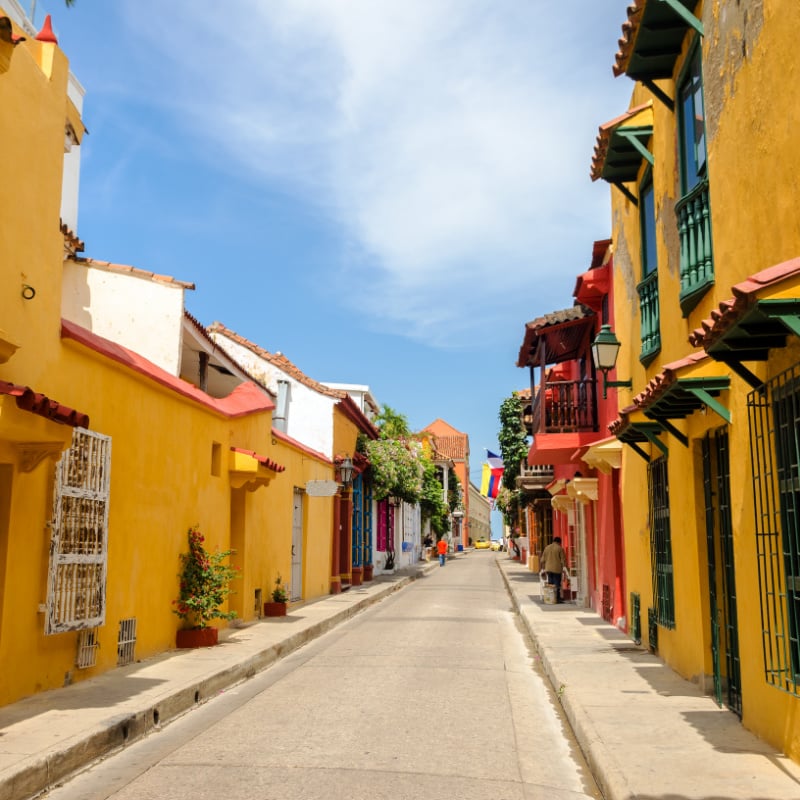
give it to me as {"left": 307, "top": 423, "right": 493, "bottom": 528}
{"left": 457, "top": 544, "right": 464, "bottom": 552}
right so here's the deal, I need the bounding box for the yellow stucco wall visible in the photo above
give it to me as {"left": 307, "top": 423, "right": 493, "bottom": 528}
{"left": 610, "top": 0, "right": 800, "bottom": 761}
{"left": 0, "top": 22, "right": 338, "bottom": 704}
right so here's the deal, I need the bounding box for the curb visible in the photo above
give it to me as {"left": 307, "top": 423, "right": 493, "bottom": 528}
{"left": 495, "top": 559, "right": 631, "bottom": 800}
{"left": 5, "top": 573, "right": 422, "bottom": 800}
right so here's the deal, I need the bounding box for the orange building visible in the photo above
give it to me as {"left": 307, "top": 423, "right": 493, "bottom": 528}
{"left": 422, "top": 419, "right": 471, "bottom": 549}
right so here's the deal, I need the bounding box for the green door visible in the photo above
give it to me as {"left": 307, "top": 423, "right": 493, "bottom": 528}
{"left": 702, "top": 429, "right": 742, "bottom": 717}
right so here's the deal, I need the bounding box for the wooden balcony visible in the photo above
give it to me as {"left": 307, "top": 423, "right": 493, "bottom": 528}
{"left": 529, "top": 379, "right": 599, "bottom": 435}
{"left": 516, "top": 463, "right": 554, "bottom": 492}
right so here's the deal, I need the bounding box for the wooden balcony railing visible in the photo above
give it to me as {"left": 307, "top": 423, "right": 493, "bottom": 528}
{"left": 529, "top": 379, "right": 598, "bottom": 435}
{"left": 676, "top": 177, "right": 714, "bottom": 314}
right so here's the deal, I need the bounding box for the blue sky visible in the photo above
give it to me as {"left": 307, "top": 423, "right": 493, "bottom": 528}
{"left": 42, "top": 1, "right": 633, "bottom": 526}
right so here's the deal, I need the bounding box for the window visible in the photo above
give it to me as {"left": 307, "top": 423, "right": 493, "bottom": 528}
{"left": 640, "top": 173, "right": 658, "bottom": 276}
{"left": 679, "top": 46, "right": 706, "bottom": 193}
{"left": 46, "top": 429, "right": 112, "bottom": 635}
{"left": 648, "top": 457, "right": 675, "bottom": 629}
{"left": 749, "top": 366, "right": 800, "bottom": 694}
{"left": 676, "top": 42, "right": 713, "bottom": 314}
{"left": 637, "top": 170, "right": 660, "bottom": 363}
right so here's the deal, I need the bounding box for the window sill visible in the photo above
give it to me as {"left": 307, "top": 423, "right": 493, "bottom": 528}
{"left": 680, "top": 276, "right": 714, "bottom": 317}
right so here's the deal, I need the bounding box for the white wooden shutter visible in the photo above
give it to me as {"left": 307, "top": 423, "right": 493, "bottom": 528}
{"left": 45, "top": 428, "right": 112, "bottom": 635}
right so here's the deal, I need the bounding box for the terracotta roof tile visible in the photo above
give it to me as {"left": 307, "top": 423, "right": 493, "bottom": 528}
{"left": 207, "top": 322, "right": 345, "bottom": 399}
{"left": 433, "top": 434, "right": 467, "bottom": 461}
{"left": 0, "top": 379, "right": 89, "bottom": 428}
{"left": 183, "top": 311, "right": 273, "bottom": 397}
{"left": 613, "top": 1, "right": 645, "bottom": 78}
{"left": 230, "top": 447, "right": 285, "bottom": 473}
{"left": 68, "top": 257, "right": 195, "bottom": 290}
{"left": 61, "top": 319, "right": 274, "bottom": 417}
{"left": 591, "top": 102, "right": 652, "bottom": 181}
{"left": 688, "top": 256, "right": 800, "bottom": 350}
{"left": 632, "top": 352, "right": 708, "bottom": 409}
{"left": 60, "top": 222, "right": 84, "bottom": 254}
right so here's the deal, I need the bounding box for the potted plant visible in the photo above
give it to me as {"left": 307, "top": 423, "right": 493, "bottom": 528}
{"left": 173, "top": 526, "right": 238, "bottom": 648}
{"left": 264, "top": 574, "right": 289, "bottom": 617}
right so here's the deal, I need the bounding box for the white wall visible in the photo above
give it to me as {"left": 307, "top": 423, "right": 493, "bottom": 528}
{"left": 61, "top": 73, "right": 85, "bottom": 233}
{"left": 61, "top": 261, "right": 185, "bottom": 375}
{"left": 396, "top": 502, "right": 422, "bottom": 570}
{"left": 210, "top": 334, "right": 335, "bottom": 456}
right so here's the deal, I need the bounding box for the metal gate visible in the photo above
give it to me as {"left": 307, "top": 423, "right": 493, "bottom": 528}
{"left": 748, "top": 365, "right": 800, "bottom": 695}
{"left": 702, "top": 429, "right": 742, "bottom": 716}
{"left": 291, "top": 489, "right": 303, "bottom": 602}
{"left": 648, "top": 456, "right": 674, "bottom": 629}
{"left": 46, "top": 429, "right": 111, "bottom": 634}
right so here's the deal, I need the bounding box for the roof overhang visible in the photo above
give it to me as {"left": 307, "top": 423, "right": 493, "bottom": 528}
{"left": 609, "top": 411, "right": 667, "bottom": 462}
{"left": 581, "top": 436, "right": 623, "bottom": 474}
{"left": 551, "top": 494, "right": 574, "bottom": 513}
{"left": 567, "top": 477, "right": 599, "bottom": 504}
{"left": 527, "top": 432, "right": 600, "bottom": 466}
{"left": 574, "top": 263, "right": 611, "bottom": 313}
{"left": 517, "top": 305, "right": 595, "bottom": 368}
{"left": 591, "top": 104, "right": 654, "bottom": 185}
{"left": 689, "top": 257, "right": 800, "bottom": 389}
{"left": 229, "top": 447, "right": 285, "bottom": 491}
{"left": 613, "top": 0, "right": 703, "bottom": 82}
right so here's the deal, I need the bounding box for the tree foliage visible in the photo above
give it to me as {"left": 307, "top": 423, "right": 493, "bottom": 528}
{"left": 498, "top": 392, "right": 529, "bottom": 490}
{"left": 362, "top": 437, "right": 423, "bottom": 502}
{"left": 375, "top": 404, "right": 412, "bottom": 439}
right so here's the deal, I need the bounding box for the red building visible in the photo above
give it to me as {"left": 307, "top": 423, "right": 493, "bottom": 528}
{"left": 516, "top": 240, "right": 627, "bottom": 627}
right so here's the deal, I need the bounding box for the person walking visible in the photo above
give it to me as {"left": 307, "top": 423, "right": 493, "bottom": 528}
{"left": 436, "top": 537, "right": 448, "bottom": 567}
{"left": 540, "top": 537, "right": 568, "bottom": 603}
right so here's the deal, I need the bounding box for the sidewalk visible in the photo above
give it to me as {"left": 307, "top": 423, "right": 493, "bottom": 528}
{"left": 0, "top": 564, "right": 436, "bottom": 800}
{"left": 497, "top": 556, "right": 800, "bottom": 800}
{"left": 4, "top": 555, "right": 800, "bottom": 800}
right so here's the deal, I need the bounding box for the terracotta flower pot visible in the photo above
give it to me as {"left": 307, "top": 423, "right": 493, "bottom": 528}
{"left": 176, "top": 627, "right": 218, "bottom": 648}
{"left": 264, "top": 601, "right": 287, "bottom": 617}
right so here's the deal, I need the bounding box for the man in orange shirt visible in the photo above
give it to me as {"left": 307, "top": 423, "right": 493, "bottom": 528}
{"left": 436, "top": 537, "right": 448, "bottom": 567}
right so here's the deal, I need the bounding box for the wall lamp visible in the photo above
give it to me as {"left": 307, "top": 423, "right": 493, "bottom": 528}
{"left": 591, "top": 324, "right": 632, "bottom": 399}
{"left": 337, "top": 456, "right": 354, "bottom": 488}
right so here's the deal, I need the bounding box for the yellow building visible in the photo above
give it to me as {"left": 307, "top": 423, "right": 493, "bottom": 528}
{"left": 593, "top": 0, "right": 800, "bottom": 761}
{"left": 0, "top": 8, "right": 334, "bottom": 705}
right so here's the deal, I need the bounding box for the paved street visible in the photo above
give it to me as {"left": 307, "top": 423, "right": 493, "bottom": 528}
{"left": 43, "top": 554, "right": 599, "bottom": 800}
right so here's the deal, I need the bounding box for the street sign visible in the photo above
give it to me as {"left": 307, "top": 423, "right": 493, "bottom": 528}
{"left": 305, "top": 479, "right": 339, "bottom": 497}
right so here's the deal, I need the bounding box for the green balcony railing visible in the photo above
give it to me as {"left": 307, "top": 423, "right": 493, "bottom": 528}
{"left": 676, "top": 178, "right": 714, "bottom": 314}
{"left": 637, "top": 270, "right": 660, "bottom": 364}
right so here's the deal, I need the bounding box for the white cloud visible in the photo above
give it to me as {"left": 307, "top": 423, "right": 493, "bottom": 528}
{"left": 126, "top": 0, "right": 632, "bottom": 346}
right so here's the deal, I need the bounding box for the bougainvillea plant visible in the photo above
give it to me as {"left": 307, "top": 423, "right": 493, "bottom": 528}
{"left": 173, "top": 526, "right": 239, "bottom": 629}
{"left": 363, "top": 437, "right": 424, "bottom": 503}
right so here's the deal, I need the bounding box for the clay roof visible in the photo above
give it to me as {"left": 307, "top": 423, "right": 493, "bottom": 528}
{"left": 689, "top": 257, "right": 800, "bottom": 350}
{"left": 434, "top": 434, "right": 467, "bottom": 461}
{"left": 631, "top": 352, "right": 708, "bottom": 409}
{"left": 0, "top": 379, "right": 89, "bottom": 428}
{"left": 60, "top": 222, "right": 84, "bottom": 255}
{"left": 68, "top": 256, "right": 195, "bottom": 290}
{"left": 208, "top": 322, "right": 346, "bottom": 400}
{"left": 516, "top": 304, "right": 595, "bottom": 367}
{"left": 590, "top": 102, "right": 652, "bottom": 181}
{"left": 613, "top": 0, "right": 646, "bottom": 78}
{"left": 230, "top": 447, "right": 285, "bottom": 473}
{"left": 61, "top": 319, "right": 274, "bottom": 418}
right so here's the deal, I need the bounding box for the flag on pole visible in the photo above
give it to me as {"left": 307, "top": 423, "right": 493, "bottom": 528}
{"left": 481, "top": 451, "right": 505, "bottom": 499}
{"left": 487, "top": 450, "right": 504, "bottom": 470}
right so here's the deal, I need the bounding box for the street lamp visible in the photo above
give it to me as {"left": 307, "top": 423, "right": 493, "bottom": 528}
{"left": 591, "top": 324, "right": 632, "bottom": 399}
{"left": 337, "top": 456, "right": 354, "bottom": 487}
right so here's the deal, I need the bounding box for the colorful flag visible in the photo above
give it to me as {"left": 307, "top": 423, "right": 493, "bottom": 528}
{"left": 481, "top": 452, "right": 504, "bottom": 499}
{"left": 487, "top": 450, "right": 504, "bottom": 470}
